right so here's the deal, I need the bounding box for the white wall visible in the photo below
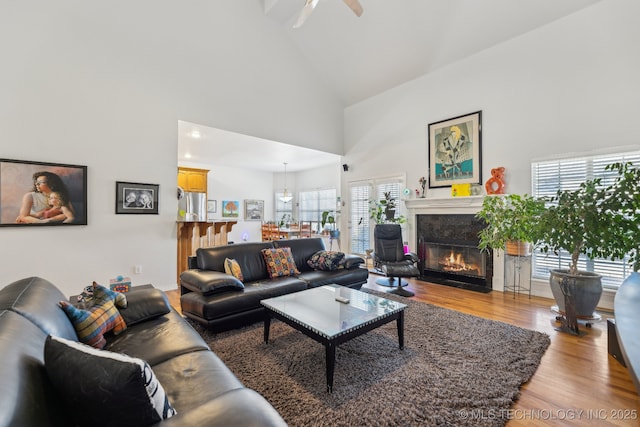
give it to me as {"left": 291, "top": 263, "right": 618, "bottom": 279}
{"left": 0, "top": 1, "right": 343, "bottom": 295}
{"left": 343, "top": 0, "right": 640, "bottom": 302}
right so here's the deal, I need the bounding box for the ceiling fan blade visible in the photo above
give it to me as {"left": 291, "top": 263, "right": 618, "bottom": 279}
{"left": 293, "top": 0, "right": 320, "bottom": 29}
{"left": 343, "top": 0, "right": 363, "bottom": 17}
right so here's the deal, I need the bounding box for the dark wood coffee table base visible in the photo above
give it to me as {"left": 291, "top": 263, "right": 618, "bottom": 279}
{"left": 264, "top": 309, "right": 405, "bottom": 393}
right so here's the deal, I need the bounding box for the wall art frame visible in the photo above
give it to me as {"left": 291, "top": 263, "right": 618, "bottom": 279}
{"left": 207, "top": 200, "right": 217, "bottom": 214}
{"left": 221, "top": 200, "right": 240, "bottom": 218}
{"left": 244, "top": 199, "right": 264, "bottom": 221}
{"left": 115, "top": 181, "right": 159, "bottom": 214}
{"left": 428, "top": 110, "right": 482, "bottom": 188}
{"left": 0, "top": 158, "right": 88, "bottom": 227}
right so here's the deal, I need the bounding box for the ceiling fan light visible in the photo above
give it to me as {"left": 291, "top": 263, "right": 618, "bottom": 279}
{"left": 293, "top": 0, "right": 319, "bottom": 29}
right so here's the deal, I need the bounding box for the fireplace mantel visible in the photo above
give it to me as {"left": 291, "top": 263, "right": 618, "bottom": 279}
{"left": 404, "top": 196, "right": 484, "bottom": 211}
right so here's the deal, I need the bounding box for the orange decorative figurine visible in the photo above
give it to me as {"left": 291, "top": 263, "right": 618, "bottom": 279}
{"left": 485, "top": 167, "right": 506, "bottom": 195}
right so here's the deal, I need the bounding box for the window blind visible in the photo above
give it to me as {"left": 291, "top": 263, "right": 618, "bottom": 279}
{"left": 349, "top": 184, "right": 371, "bottom": 254}
{"left": 348, "top": 176, "right": 405, "bottom": 255}
{"left": 299, "top": 189, "right": 337, "bottom": 233}
{"left": 532, "top": 150, "right": 640, "bottom": 289}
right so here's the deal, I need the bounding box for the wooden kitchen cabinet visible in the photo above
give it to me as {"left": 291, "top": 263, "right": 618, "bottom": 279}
{"left": 178, "top": 167, "right": 209, "bottom": 193}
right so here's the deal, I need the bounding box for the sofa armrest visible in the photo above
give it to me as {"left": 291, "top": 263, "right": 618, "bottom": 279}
{"left": 180, "top": 270, "right": 244, "bottom": 296}
{"left": 404, "top": 252, "right": 420, "bottom": 263}
{"left": 342, "top": 254, "right": 365, "bottom": 269}
{"left": 154, "top": 388, "right": 287, "bottom": 427}
{"left": 187, "top": 256, "right": 198, "bottom": 270}
{"left": 118, "top": 288, "right": 171, "bottom": 326}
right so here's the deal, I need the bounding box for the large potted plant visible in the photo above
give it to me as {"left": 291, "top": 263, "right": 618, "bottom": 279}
{"left": 475, "top": 193, "right": 546, "bottom": 256}
{"left": 539, "top": 161, "right": 640, "bottom": 318}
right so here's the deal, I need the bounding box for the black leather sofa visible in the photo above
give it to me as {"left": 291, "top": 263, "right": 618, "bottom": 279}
{"left": 180, "top": 238, "right": 368, "bottom": 331}
{"left": 0, "top": 276, "right": 287, "bottom": 427}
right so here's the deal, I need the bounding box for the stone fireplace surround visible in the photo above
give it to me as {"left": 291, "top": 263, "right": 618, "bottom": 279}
{"left": 404, "top": 196, "right": 505, "bottom": 292}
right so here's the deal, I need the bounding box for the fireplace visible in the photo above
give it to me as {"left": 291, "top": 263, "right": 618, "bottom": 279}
{"left": 416, "top": 214, "right": 493, "bottom": 292}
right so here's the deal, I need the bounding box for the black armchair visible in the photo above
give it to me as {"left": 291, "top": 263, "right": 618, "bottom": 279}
{"left": 373, "top": 224, "right": 420, "bottom": 297}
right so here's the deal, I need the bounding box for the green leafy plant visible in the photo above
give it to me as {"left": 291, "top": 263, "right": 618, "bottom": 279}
{"left": 321, "top": 210, "right": 336, "bottom": 230}
{"left": 600, "top": 162, "right": 640, "bottom": 272}
{"left": 476, "top": 194, "right": 546, "bottom": 253}
{"left": 369, "top": 192, "right": 406, "bottom": 224}
{"left": 278, "top": 213, "right": 294, "bottom": 228}
{"left": 538, "top": 161, "right": 640, "bottom": 274}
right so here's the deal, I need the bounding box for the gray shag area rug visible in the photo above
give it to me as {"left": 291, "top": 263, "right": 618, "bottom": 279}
{"left": 189, "top": 290, "right": 550, "bottom": 427}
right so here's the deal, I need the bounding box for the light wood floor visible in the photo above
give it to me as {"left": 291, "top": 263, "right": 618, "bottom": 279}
{"left": 166, "top": 274, "right": 640, "bottom": 426}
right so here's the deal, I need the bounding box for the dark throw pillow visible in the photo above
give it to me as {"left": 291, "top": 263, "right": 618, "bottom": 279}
{"left": 44, "top": 335, "right": 177, "bottom": 427}
{"left": 307, "top": 250, "right": 346, "bottom": 271}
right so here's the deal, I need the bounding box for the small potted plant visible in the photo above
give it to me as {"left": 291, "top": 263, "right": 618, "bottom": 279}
{"left": 321, "top": 210, "right": 340, "bottom": 238}
{"left": 369, "top": 192, "right": 407, "bottom": 224}
{"left": 475, "top": 193, "right": 546, "bottom": 256}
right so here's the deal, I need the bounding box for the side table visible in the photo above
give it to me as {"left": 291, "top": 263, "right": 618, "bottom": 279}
{"left": 504, "top": 253, "right": 531, "bottom": 298}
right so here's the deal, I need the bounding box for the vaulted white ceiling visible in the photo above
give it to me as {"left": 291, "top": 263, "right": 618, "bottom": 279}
{"left": 178, "top": 0, "right": 602, "bottom": 171}
{"left": 264, "top": 0, "right": 601, "bottom": 106}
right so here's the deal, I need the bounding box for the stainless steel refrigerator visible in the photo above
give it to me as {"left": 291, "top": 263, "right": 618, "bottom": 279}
{"left": 177, "top": 188, "right": 207, "bottom": 221}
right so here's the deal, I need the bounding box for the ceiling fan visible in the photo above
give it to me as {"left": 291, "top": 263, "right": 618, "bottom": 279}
{"left": 293, "top": 0, "right": 363, "bottom": 29}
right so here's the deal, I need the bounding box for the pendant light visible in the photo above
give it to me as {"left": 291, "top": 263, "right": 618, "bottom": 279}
{"left": 279, "top": 162, "right": 293, "bottom": 203}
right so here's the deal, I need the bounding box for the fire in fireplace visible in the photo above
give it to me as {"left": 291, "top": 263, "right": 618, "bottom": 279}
{"left": 433, "top": 244, "right": 484, "bottom": 275}
{"left": 417, "top": 214, "right": 492, "bottom": 292}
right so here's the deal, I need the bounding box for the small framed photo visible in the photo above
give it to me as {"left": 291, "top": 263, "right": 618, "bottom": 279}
{"left": 428, "top": 110, "right": 482, "bottom": 188}
{"left": 244, "top": 199, "right": 264, "bottom": 221}
{"left": 0, "top": 158, "right": 88, "bottom": 227}
{"left": 222, "top": 200, "right": 240, "bottom": 218}
{"left": 207, "top": 200, "right": 217, "bottom": 213}
{"left": 115, "top": 181, "right": 159, "bottom": 214}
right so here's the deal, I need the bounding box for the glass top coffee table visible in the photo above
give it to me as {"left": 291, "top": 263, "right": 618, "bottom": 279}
{"left": 261, "top": 284, "right": 407, "bottom": 392}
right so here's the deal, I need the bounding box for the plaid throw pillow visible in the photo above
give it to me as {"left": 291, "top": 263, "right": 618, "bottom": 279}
{"left": 60, "top": 282, "right": 127, "bottom": 349}
{"left": 261, "top": 247, "right": 300, "bottom": 278}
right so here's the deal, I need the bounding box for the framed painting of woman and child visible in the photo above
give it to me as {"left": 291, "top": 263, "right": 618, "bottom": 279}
{"left": 0, "top": 158, "right": 88, "bottom": 227}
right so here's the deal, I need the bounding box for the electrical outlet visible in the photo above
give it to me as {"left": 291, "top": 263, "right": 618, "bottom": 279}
{"left": 134, "top": 265, "right": 142, "bottom": 274}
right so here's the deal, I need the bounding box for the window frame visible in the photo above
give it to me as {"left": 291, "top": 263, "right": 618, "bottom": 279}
{"left": 531, "top": 149, "right": 640, "bottom": 290}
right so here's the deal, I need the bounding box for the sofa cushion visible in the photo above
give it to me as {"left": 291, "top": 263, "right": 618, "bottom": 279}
{"left": 297, "top": 267, "right": 369, "bottom": 289}
{"left": 59, "top": 283, "right": 127, "bottom": 349}
{"left": 307, "top": 250, "right": 345, "bottom": 271}
{"left": 118, "top": 287, "right": 171, "bottom": 326}
{"left": 105, "top": 309, "right": 211, "bottom": 366}
{"left": 224, "top": 258, "right": 244, "bottom": 282}
{"left": 196, "top": 242, "right": 274, "bottom": 283}
{"left": 274, "top": 238, "right": 326, "bottom": 272}
{"left": 181, "top": 270, "right": 245, "bottom": 296}
{"left": 181, "top": 277, "right": 308, "bottom": 323}
{"left": 44, "top": 335, "right": 177, "bottom": 427}
{"left": 261, "top": 247, "right": 301, "bottom": 278}
{"left": 0, "top": 311, "right": 72, "bottom": 427}
{"left": 0, "top": 276, "right": 79, "bottom": 341}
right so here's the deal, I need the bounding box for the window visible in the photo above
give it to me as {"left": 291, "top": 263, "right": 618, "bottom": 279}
{"left": 298, "top": 189, "right": 337, "bottom": 233}
{"left": 349, "top": 176, "right": 405, "bottom": 255}
{"left": 274, "top": 192, "right": 293, "bottom": 225}
{"left": 532, "top": 150, "right": 640, "bottom": 289}
{"left": 350, "top": 183, "right": 371, "bottom": 254}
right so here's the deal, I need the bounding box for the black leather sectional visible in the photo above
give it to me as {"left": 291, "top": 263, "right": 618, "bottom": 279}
{"left": 180, "top": 238, "right": 368, "bottom": 331}
{"left": 0, "top": 277, "right": 287, "bottom": 427}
